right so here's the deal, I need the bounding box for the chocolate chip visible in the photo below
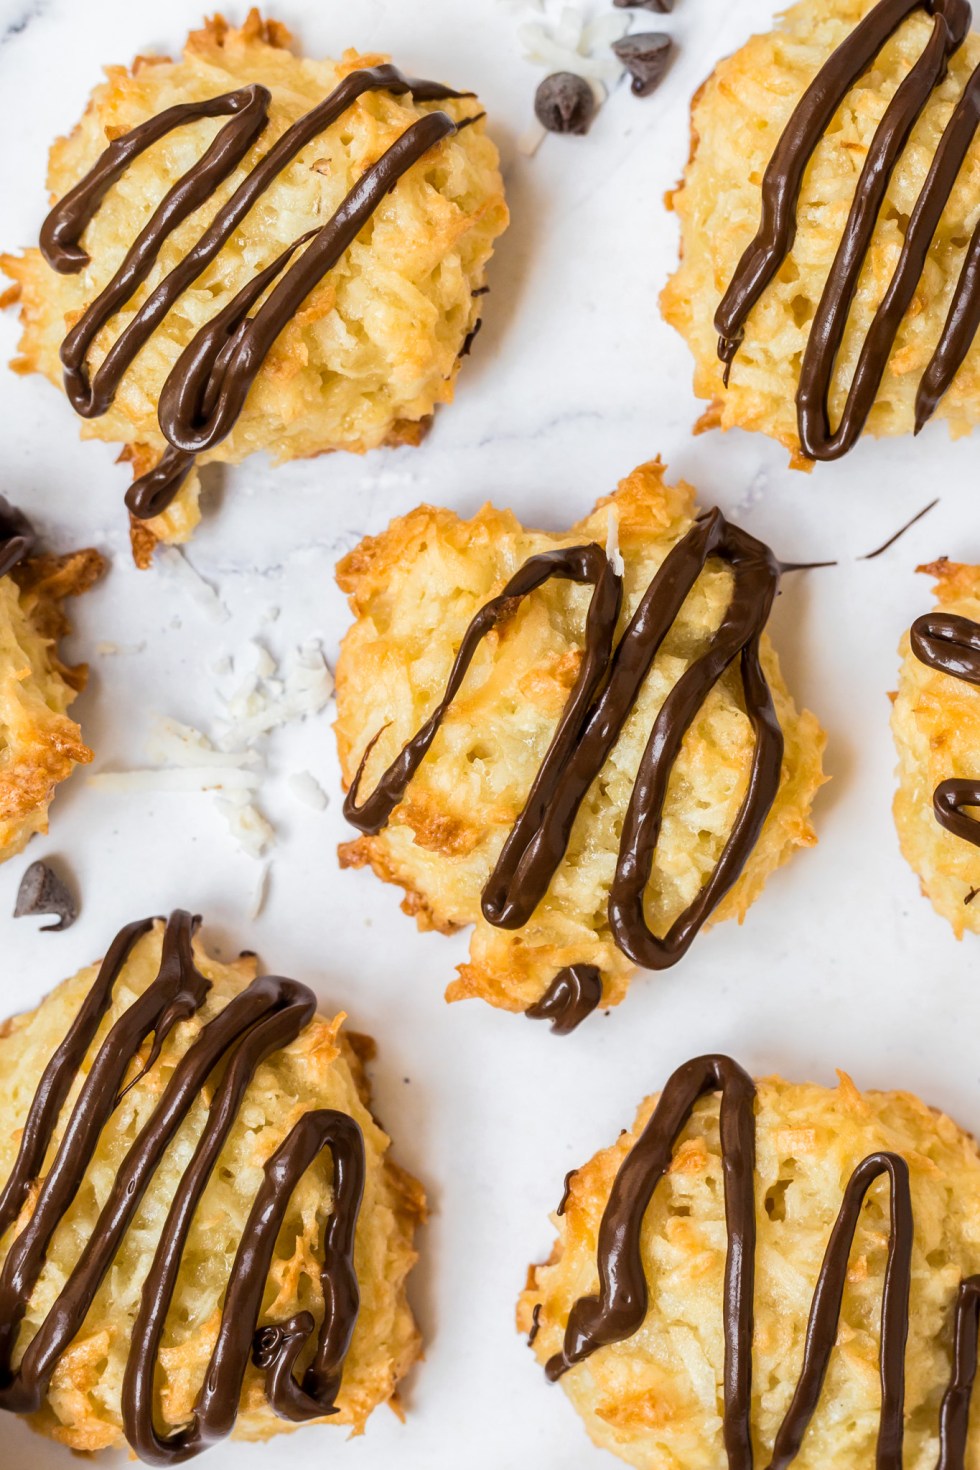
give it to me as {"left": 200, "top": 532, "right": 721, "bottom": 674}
{"left": 614, "top": 0, "right": 674, "bottom": 10}
{"left": 14, "top": 860, "right": 77, "bottom": 932}
{"left": 534, "top": 72, "right": 596, "bottom": 135}
{"left": 613, "top": 32, "right": 673, "bottom": 97}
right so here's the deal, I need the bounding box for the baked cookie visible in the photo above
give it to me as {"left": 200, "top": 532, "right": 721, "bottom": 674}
{"left": 662, "top": 0, "right": 980, "bottom": 466}
{"left": 1, "top": 11, "right": 507, "bottom": 563}
{"left": 519, "top": 1054, "right": 980, "bottom": 1468}
{"left": 0, "top": 909, "right": 425, "bottom": 1459}
{"left": 334, "top": 460, "right": 826, "bottom": 1029}
{"left": 0, "top": 498, "right": 104, "bottom": 862}
{"left": 892, "top": 557, "right": 980, "bottom": 935}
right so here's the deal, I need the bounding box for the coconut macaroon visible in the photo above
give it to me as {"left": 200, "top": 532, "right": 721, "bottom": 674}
{"left": 0, "top": 912, "right": 425, "bottom": 1455}
{"left": 0, "top": 533, "right": 105, "bottom": 863}
{"left": 892, "top": 559, "right": 980, "bottom": 936}
{"left": 661, "top": 0, "right": 980, "bottom": 466}
{"left": 519, "top": 1058, "right": 980, "bottom": 1469}
{"left": 1, "top": 11, "right": 508, "bottom": 563}
{"left": 334, "top": 460, "right": 826, "bottom": 1023}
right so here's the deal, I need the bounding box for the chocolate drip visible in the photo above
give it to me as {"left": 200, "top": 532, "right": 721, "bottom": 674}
{"left": 938, "top": 1278, "right": 980, "bottom": 1469}
{"left": 714, "top": 0, "right": 980, "bottom": 459}
{"left": 344, "top": 510, "right": 784, "bottom": 1015}
{"left": 0, "top": 496, "right": 37, "bottom": 579}
{"left": 860, "top": 498, "right": 939, "bottom": 560}
{"left": 911, "top": 611, "right": 980, "bottom": 847}
{"left": 0, "top": 911, "right": 365, "bottom": 1464}
{"left": 542, "top": 1054, "right": 978, "bottom": 1469}
{"left": 525, "top": 965, "right": 603, "bottom": 1034}
{"left": 40, "top": 65, "right": 472, "bottom": 519}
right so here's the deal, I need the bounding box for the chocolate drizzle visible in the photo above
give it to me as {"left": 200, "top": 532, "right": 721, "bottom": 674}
{"left": 344, "top": 510, "right": 784, "bottom": 1022}
{"left": 0, "top": 496, "right": 36, "bottom": 579}
{"left": 911, "top": 611, "right": 980, "bottom": 847}
{"left": 542, "top": 1053, "right": 980, "bottom": 1469}
{"left": 0, "top": 911, "right": 365, "bottom": 1464}
{"left": 715, "top": 0, "right": 980, "bottom": 460}
{"left": 525, "top": 965, "right": 604, "bottom": 1034}
{"left": 39, "top": 65, "right": 474, "bottom": 520}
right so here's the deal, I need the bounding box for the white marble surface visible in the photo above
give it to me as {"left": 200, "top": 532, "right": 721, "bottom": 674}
{"left": 1, "top": 0, "right": 980, "bottom": 1466}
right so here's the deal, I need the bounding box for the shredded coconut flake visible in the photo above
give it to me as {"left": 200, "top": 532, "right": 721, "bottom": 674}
{"left": 288, "top": 771, "right": 329, "bottom": 811}
{"left": 88, "top": 767, "right": 261, "bottom": 794}
{"left": 87, "top": 640, "right": 335, "bottom": 863}
{"left": 215, "top": 642, "right": 334, "bottom": 749}
{"left": 250, "top": 861, "right": 270, "bottom": 919}
{"left": 514, "top": 2, "right": 628, "bottom": 86}
{"left": 216, "top": 792, "right": 275, "bottom": 858}
{"left": 96, "top": 640, "right": 146, "bottom": 656}
{"left": 518, "top": 119, "right": 549, "bottom": 156}
{"left": 605, "top": 505, "right": 625, "bottom": 577}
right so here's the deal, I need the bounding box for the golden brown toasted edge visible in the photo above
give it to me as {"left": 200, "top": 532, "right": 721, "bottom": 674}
{"left": 332, "top": 460, "right": 827, "bottom": 1016}
{"left": 0, "top": 923, "right": 426, "bottom": 1451}
{"left": 517, "top": 1069, "right": 980, "bottom": 1468}
{"left": 0, "top": 545, "right": 106, "bottom": 862}
{"left": 892, "top": 557, "right": 980, "bottom": 938}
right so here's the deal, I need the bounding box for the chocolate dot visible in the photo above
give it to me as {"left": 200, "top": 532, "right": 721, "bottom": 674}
{"left": 14, "top": 859, "right": 77, "bottom": 932}
{"left": 614, "top": 0, "right": 674, "bottom": 10}
{"left": 612, "top": 32, "right": 674, "bottom": 97}
{"left": 534, "top": 72, "right": 596, "bottom": 136}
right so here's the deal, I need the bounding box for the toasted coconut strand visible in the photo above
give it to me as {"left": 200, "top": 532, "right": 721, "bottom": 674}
{"left": 661, "top": 0, "right": 980, "bottom": 460}
{"left": 892, "top": 559, "right": 980, "bottom": 935}
{"left": 0, "top": 920, "right": 424, "bottom": 1450}
{"left": 334, "top": 460, "right": 826, "bottom": 1016}
{"left": 519, "top": 1071, "right": 980, "bottom": 1469}
{"left": 0, "top": 549, "right": 106, "bottom": 861}
{"left": 1, "top": 15, "right": 507, "bottom": 555}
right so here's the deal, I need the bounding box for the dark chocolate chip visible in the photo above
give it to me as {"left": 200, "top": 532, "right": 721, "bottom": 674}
{"left": 534, "top": 72, "right": 596, "bottom": 135}
{"left": 14, "top": 859, "right": 78, "bottom": 932}
{"left": 612, "top": 32, "right": 673, "bottom": 97}
{"left": 614, "top": 0, "right": 674, "bottom": 10}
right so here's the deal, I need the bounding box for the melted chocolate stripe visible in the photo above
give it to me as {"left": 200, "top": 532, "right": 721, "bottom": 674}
{"left": 544, "top": 1056, "right": 977, "bottom": 1469}
{"left": 937, "top": 1277, "right": 980, "bottom": 1469}
{"left": 545, "top": 1056, "right": 758, "bottom": 1470}
{"left": 911, "top": 611, "right": 980, "bottom": 849}
{"left": 344, "top": 510, "right": 784, "bottom": 1011}
{"left": 715, "top": 0, "right": 980, "bottom": 457}
{"left": 158, "top": 112, "right": 458, "bottom": 459}
{"left": 40, "top": 65, "right": 469, "bottom": 519}
{"left": 0, "top": 915, "right": 154, "bottom": 1244}
{"left": 0, "top": 912, "right": 366, "bottom": 1464}
{"left": 714, "top": 0, "right": 934, "bottom": 367}
{"left": 796, "top": 5, "right": 969, "bottom": 460}
{"left": 767, "top": 1153, "right": 912, "bottom": 1470}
